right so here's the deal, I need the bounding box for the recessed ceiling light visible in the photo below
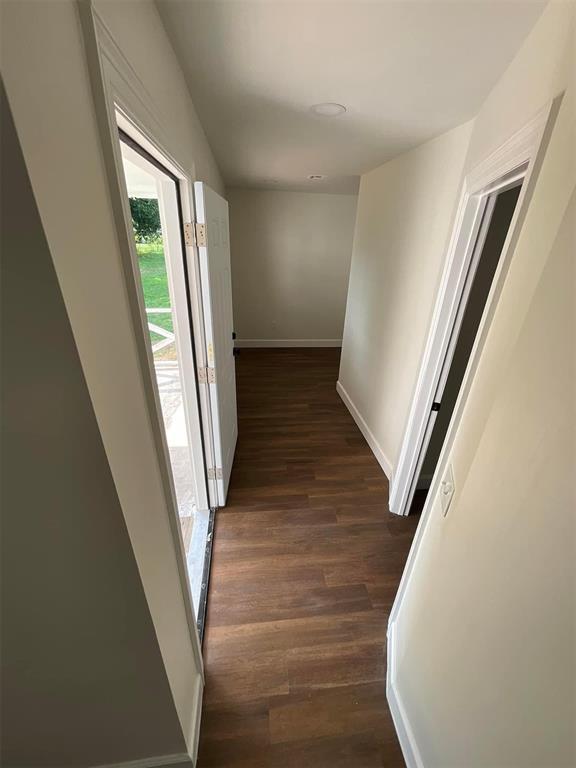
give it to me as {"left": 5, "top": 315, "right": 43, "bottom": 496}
{"left": 308, "top": 174, "right": 325, "bottom": 180}
{"left": 310, "top": 102, "right": 347, "bottom": 117}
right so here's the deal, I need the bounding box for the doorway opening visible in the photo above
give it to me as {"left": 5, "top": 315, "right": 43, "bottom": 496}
{"left": 118, "top": 131, "right": 211, "bottom": 623}
{"left": 409, "top": 183, "right": 522, "bottom": 514}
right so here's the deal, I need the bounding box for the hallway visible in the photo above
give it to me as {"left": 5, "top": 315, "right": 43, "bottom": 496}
{"left": 198, "top": 348, "right": 419, "bottom": 767}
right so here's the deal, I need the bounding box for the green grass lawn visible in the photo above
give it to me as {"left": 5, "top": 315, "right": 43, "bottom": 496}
{"left": 136, "top": 242, "right": 173, "bottom": 344}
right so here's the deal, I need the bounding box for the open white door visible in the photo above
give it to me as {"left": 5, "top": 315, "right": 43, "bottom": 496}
{"left": 194, "top": 182, "right": 237, "bottom": 506}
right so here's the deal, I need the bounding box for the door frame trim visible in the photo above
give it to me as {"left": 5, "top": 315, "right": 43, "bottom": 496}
{"left": 386, "top": 97, "right": 561, "bottom": 766}
{"left": 78, "top": 0, "right": 214, "bottom": 719}
{"left": 118, "top": 131, "right": 211, "bottom": 519}
{"left": 389, "top": 99, "right": 559, "bottom": 517}
{"left": 115, "top": 119, "right": 218, "bottom": 513}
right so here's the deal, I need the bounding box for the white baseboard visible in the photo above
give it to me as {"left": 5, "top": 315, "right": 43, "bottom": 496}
{"left": 234, "top": 339, "right": 342, "bottom": 348}
{"left": 95, "top": 679, "right": 202, "bottom": 768}
{"left": 336, "top": 380, "right": 393, "bottom": 480}
{"left": 386, "top": 621, "right": 424, "bottom": 768}
{"left": 94, "top": 753, "right": 191, "bottom": 768}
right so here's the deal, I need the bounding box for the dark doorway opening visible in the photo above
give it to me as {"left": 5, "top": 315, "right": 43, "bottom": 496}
{"left": 410, "top": 183, "right": 522, "bottom": 515}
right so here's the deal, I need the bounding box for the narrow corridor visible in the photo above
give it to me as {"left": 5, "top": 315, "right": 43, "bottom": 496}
{"left": 199, "top": 349, "right": 419, "bottom": 767}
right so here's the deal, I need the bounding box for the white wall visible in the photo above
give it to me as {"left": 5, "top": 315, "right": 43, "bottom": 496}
{"left": 228, "top": 189, "right": 357, "bottom": 344}
{"left": 338, "top": 122, "right": 473, "bottom": 473}
{"left": 1, "top": 0, "right": 224, "bottom": 763}
{"left": 391, "top": 4, "right": 576, "bottom": 766}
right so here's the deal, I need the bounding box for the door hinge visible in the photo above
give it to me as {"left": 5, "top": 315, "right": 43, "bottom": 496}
{"left": 195, "top": 222, "right": 207, "bottom": 247}
{"left": 207, "top": 467, "right": 223, "bottom": 480}
{"left": 183, "top": 221, "right": 207, "bottom": 247}
{"left": 198, "top": 366, "right": 216, "bottom": 383}
{"left": 431, "top": 401, "right": 441, "bottom": 412}
{"left": 183, "top": 221, "right": 194, "bottom": 247}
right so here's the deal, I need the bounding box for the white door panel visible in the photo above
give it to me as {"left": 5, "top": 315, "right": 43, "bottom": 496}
{"left": 194, "top": 183, "right": 237, "bottom": 505}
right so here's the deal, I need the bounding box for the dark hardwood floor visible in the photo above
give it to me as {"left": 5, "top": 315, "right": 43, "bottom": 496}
{"left": 198, "top": 348, "right": 419, "bottom": 767}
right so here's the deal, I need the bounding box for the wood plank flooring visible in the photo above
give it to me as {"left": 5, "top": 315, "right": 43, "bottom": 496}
{"left": 198, "top": 349, "right": 419, "bottom": 767}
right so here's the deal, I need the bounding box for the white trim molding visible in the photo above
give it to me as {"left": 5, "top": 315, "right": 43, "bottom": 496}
{"left": 78, "top": 4, "right": 208, "bottom": 765}
{"left": 235, "top": 338, "right": 342, "bottom": 348}
{"left": 388, "top": 98, "right": 559, "bottom": 517}
{"left": 386, "top": 623, "right": 425, "bottom": 768}
{"left": 95, "top": 753, "right": 191, "bottom": 768}
{"left": 386, "top": 97, "right": 560, "bottom": 765}
{"left": 336, "top": 381, "right": 393, "bottom": 479}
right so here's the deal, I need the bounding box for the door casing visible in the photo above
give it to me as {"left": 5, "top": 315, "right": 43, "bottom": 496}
{"left": 389, "top": 98, "right": 561, "bottom": 518}
{"left": 387, "top": 94, "right": 562, "bottom": 768}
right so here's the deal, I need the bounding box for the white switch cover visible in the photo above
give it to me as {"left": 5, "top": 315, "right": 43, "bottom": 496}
{"left": 440, "top": 464, "right": 455, "bottom": 516}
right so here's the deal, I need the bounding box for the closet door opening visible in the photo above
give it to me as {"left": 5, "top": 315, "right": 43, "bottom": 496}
{"left": 409, "top": 183, "right": 522, "bottom": 515}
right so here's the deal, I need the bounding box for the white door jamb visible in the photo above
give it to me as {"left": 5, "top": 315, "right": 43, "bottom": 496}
{"left": 388, "top": 99, "right": 559, "bottom": 518}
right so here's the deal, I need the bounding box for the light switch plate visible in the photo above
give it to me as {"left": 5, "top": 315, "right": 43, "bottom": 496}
{"left": 440, "top": 464, "right": 455, "bottom": 516}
